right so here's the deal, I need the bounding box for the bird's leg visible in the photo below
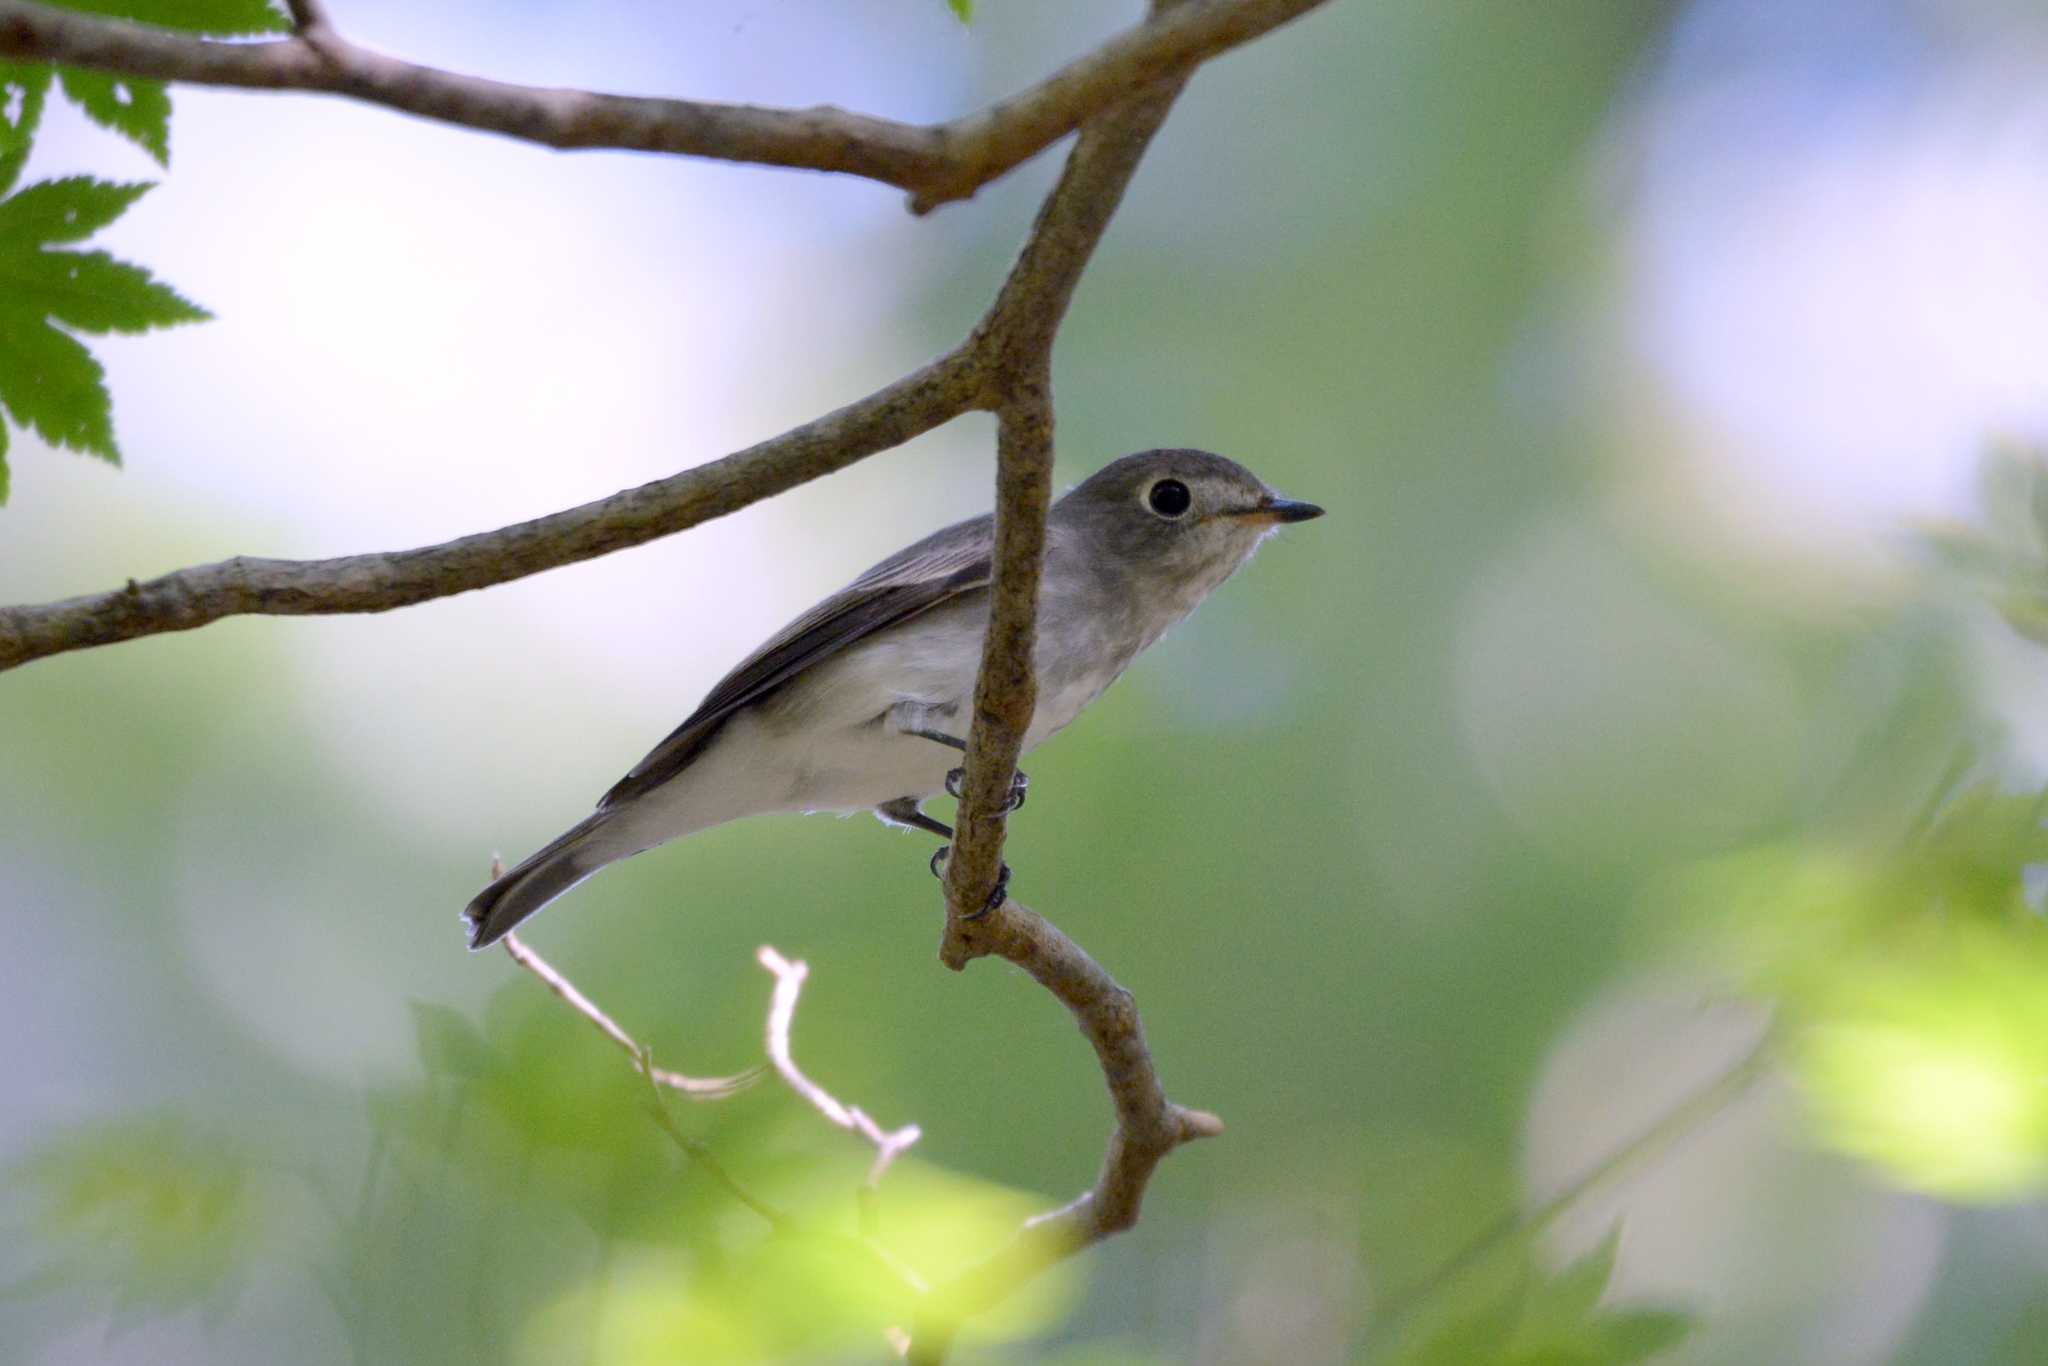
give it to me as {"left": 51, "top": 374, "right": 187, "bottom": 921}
{"left": 875, "top": 797, "right": 952, "bottom": 840}
{"left": 904, "top": 727, "right": 1029, "bottom": 814}
{"left": 926, "top": 845, "right": 1012, "bottom": 919}
{"left": 875, "top": 796, "right": 1011, "bottom": 919}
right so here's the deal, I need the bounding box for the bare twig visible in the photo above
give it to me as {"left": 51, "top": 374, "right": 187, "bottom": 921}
{"left": 635, "top": 1047, "right": 788, "bottom": 1228}
{"left": 508, "top": 929, "right": 929, "bottom": 1309}
{"left": 499, "top": 921, "right": 763, "bottom": 1099}
{"left": 0, "top": 0, "right": 1329, "bottom": 210}
{"left": 757, "top": 946, "right": 922, "bottom": 1189}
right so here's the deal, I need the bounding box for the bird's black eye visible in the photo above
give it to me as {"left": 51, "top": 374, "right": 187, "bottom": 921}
{"left": 1147, "top": 478, "right": 1192, "bottom": 518}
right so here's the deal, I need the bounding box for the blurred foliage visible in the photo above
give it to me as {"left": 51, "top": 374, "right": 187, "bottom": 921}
{"left": 4, "top": 1116, "right": 258, "bottom": 1332}
{"left": 1389, "top": 1228, "right": 1692, "bottom": 1366}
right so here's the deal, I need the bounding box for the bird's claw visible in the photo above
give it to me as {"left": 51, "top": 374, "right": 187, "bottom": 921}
{"left": 943, "top": 765, "right": 1029, "bottom": 813}
{"left": 928, "top": 846, "right": 1012, "bottom": 919}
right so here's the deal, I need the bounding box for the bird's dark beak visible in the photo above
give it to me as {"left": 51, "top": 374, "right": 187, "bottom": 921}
{"left": 1253, "top": 496, "right": 1325, "bottom": 524}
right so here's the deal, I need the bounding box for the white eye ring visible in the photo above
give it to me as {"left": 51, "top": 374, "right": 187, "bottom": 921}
{"left": 1146, "top": 478, "right": 1192, "bottom": 518}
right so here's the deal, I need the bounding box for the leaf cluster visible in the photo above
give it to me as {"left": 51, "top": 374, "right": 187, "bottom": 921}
{"left": 0, "top": 0, "right": 282, "bottom": 502}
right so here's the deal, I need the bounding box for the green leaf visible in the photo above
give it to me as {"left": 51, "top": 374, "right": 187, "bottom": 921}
{"left": 0, "top": 316, "right": 117, "bottom": 459}
{"left": 0, "top": 176, "right": 210, "bottom": 476}
{"left": 38, "top": 0, "right": 288, "bottom": 36}
{"left": 0, "top": 64, "right": 53, "bottom": 197}
{"left": 0, "top": 176, "right": 152, "bottom": 246}
{"left": 17, "top": 249, "right": 208, "bottom": 333}
{"left": 59, "top": 69, "right": 173, "bottom": 166}
{"left": 947, "top": 0, "right": 973, "bottom": 21}
{"left": 10, "top": 5, "right": 284, "bottom": 171}
{"left": 1539, "top": 1226, "right": 1622, "bottom": 1329}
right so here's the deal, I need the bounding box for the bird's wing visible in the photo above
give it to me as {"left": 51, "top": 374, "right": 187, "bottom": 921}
{"left": 597, "top": 514, "right": 995, "bottom": 809}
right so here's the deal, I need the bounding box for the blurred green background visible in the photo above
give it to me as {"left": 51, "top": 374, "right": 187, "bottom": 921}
{"left": 9, "top": 0, "right": 2048, "bottom": 1361}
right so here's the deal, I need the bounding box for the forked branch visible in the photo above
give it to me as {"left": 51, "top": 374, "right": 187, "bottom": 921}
{"left": 0, "top": 0, "right": 1335, "bottom": 673}
{"left": 0, "top": 0, "right": 1327, "bottom": 211}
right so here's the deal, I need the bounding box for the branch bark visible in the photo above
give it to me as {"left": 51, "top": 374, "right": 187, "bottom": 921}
{"left": 907, "top": 902, "right": 1223, "bottom": 1364}
{"left": 0, "top": 0, "right": 1327, "bottom": 211}
{"left": 913, "top": 22, "right": 1219, "bottom": 1358}
{"left": 0, "top": 350, "right": 979, "bottom": 670}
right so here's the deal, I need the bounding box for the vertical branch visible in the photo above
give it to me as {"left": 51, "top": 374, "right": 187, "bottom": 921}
{"left": 941, "top": 377, "right": 1055, "bottom": 928}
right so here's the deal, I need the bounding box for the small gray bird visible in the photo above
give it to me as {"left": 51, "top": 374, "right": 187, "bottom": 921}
{"left": 464, "top": 448, "right": 1322, "bottom": 948}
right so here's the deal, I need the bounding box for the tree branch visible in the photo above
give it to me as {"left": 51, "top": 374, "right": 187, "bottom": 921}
{"left": 0, "top": 349, "right": 979, "bottom": 671}
{"left": 0, "top": 2, "right": 1334, "bottom": 672}
{"left": 908, "top": 900, "right": 1223, "bottom": 1363}
{"left": 913, "top": 20, "right": 1219, "bottom": 1355}
{"left": 0, "top": 0, "right": 1328, "bottom": 211}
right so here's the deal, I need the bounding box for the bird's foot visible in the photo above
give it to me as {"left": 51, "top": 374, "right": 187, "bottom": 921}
{"left": 944, "top": 765, "right": 1029, "bottom": 813}
{"left": 928, "top": 846, "right": 1012, "bottom": 919}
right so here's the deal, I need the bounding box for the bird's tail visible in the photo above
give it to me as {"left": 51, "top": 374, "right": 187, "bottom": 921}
{"left": 463, "top": 811, "right": 618, "bottom": 950}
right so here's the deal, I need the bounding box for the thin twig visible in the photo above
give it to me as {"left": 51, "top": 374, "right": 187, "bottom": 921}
{"left": 499, "top": 915, "right": 763, "bottom": 1099}
{"left": 757, "top": 945, "right": 922, "bottom": 1187}
{"left": 635, "top": 1045, "right": 788, "bottom": 1227}
{"left": 0, "top": 0, "right": 1330, "bottom": 210}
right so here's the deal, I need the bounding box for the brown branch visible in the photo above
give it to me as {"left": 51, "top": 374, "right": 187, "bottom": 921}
{"left": 0, "top": 0, "right": 1328, "bottom": 211}
{"left": 500, "top": 927, "right": 764, "bottom": 1100}
{"left": 913, "top": 26, "right": 1220, "bottom": 1356}
{"left": 938, "top": 71, "right": 1190, "bottom": 930}
{"left": 0, "top": 350, "right": 979, "bottom": 671}
{"left": 908, "top": 900, "right": 1223, "bottom": 1363}
{"left": 281, "top": 0, "right": 331, "bottom": 37}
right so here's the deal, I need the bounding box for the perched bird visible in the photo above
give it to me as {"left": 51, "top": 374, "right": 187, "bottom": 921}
{"left": 464, "top": 448, "right": 1323, "bottom": 948}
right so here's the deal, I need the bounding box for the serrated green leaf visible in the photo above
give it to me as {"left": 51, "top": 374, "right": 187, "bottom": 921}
{"left": 947, "top": 0, "right": 973, "bottom": 21}
{"left": 0, "top": 65, "right": 53, "bottom": 197}
{"left": 7, "top": 249, "right": 209, "bottom": 333}
{"left": 0, "top": 175, "right": 211, "bottom": 481}
{"left": 0, "top": 176, "right": 153, "bottom": 246}
{"left": 59, "top": 69, "right": 173, "bottom": 166}
{"left": 0, "top": 319, "right": 118, "bottom": 460}
{"left": 37, "top": 0, "right": 288, "bottom": 36}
